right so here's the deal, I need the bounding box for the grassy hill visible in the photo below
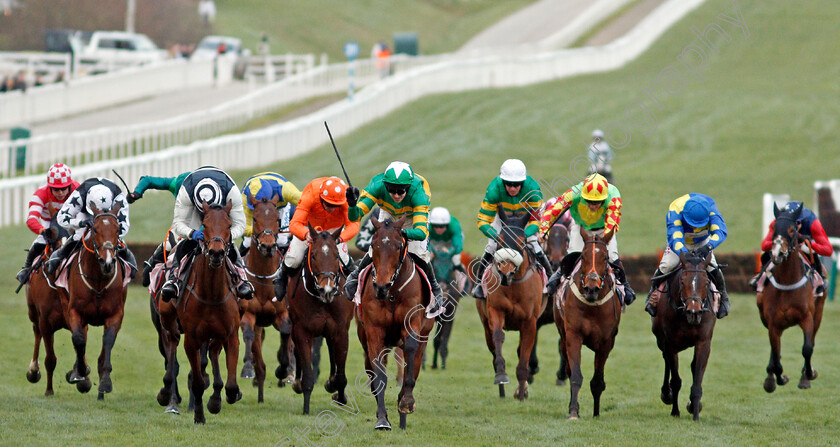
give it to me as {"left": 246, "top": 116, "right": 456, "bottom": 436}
{"left": 2, "top": 0, "right": 840, "bottom": 445}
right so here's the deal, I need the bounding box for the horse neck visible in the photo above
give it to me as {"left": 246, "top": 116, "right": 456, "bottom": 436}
{"left": 513, "top": 249, "right": 531, "bottom": 280}
{"left": 775, "top": 244, "right": 805, "bottom": 282}
{"left": 194, "top": 253, "right": 230, "bottom": 299}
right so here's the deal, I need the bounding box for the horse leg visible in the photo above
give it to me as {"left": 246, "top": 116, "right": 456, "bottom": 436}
{"left": 184, "top": 335, "right": 206, "bottom": 424}
{"left": 365, "top": 328, "right": 391, "bottom": 430}
{"left": 590, "top": 344, "right": 612, "bottom": 417}
{"left": 312, "top": 336, "right": 324, "bottom": 380}
{"left": 659, "top": 348, "right": 673, "bottom": 405}
{"left": 764, "top": 326, "right": 788, "bottom": 392}
{"left": 66, "top": 310, "right": 91, "bottom": 392}
{"left": 399, "top": 333, "right": 426, "bottom": 430}
{"left": 97, "top": 314, "right": 123, "bottom": 400}
{"left": 159, "top": 327, "right": 181, "bottom": 413}
{"left": 668, "top": 351, "right": 682, "bottom": 417}
{"left": 528, "top": 330, "right": 539, "bottom": 384}
{"left": 688, "top": 340, "right": 711, "bottom": 421}
{"left": 431, "top": 323, "right": 441, "bottom": 370}
{"left": 42, "top": 327, "right": 57, "bottom": 396}
{"left": 325, "top": 328, "right": 350, "bottom": 406}
{"left": 515, "top": 318, "right": 537, "bottom": 401}
{"left": 292, "top": 325, "right": 314, "bottom": 414}
{"left": 254, "top": 327, "right": 266, "bottom": 403}
{"left": 223, "top": 331, "right": 242, "bottom": 406}
{"left": 239, "top": 313, "right": 256, "bottom": 379}
{"left": 26, "top": 319, "right": 42, "bottom": 384}
{"left": 799, "top": 314, "right": 818, "bottom": 388}
{"left": 276, "top": 317, "right": 295, "bottom": 386}
{"left": 565, "top": 333, "right": 583, "bottom": 420}
{"left": 206, "top": 340, "right": 224, "bottom": 414}
{"left": 488, "top": 309, "right": 508, "bottom": 392}
{"left": 557, "top": 337, "right": 568, "bottom": 386}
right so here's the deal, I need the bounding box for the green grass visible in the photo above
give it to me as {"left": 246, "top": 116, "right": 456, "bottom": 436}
{"left": 213, "top": 0, "right": 536, "bottom": 60}
{"left": 3, "top": 0, "right": 840, "bottom": 444}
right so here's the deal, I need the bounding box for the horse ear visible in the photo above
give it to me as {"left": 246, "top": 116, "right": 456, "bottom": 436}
{"left": 679, "top": 250, "right": 687, "bottom": 264}
{"left": 270, "top": 193, "right": 280, "bottom": 206}
{"left": 202, "top": 201, "right": 210, "bottom": 214}
{"left": 248, "top": 193, "right": 257, "bottom": 208}
{"left": 92, "top": 206, "right": 102, "bottom": 216}
{"left": 579, "top": 225, "right": 589, "bottom": 241}
{"left": 703, "top": 249, "right": 713, "bottom": 264}
{"left": 111, "top": 201, "right": 122, "bottom": 214}
{"left": 330, "top": 226, "right": 343, "bottom": 240}
{"left": 792, "top": 205, "right": 802, "bottom": 220}
{"left": 308, "top": 223, "right": 318, "bottom": 239}
{"left": 371, "top": 216, "right": 381, "bottom": 230}
{"left": 395, "top": 216, "right": 409, "bottom": 229}
{"left": 224, "top": 200, "right": 233, "bottom": 213}
{"left": 497, "top": 206, "right": 508, "bottom": 224}
{"left": 773, "top": 203, "right": 780, "bottom": 218}
{"left": 603, "top": 229, "right": 614, "bottom": 245}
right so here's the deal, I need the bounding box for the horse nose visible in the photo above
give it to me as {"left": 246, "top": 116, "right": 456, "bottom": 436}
{"left": 374, "top": 283, "right": 389, "bottom": 299}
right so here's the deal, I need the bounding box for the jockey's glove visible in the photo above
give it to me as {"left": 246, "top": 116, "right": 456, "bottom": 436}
{"left": 191, "top": 229, "right": 204, "bottom": 241}
{"left": 696, "top": 244, "right": 712, "bottom": 259}
{"left": 127, "top": 192, "right": 142, "bottom": 204}
{"left": 346, "top": 187, "right": 360, "bottom": 207}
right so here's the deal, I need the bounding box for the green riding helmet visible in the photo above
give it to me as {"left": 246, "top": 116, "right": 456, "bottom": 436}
{"left": 383, "top": 161, "right": 414, "bottom": 185}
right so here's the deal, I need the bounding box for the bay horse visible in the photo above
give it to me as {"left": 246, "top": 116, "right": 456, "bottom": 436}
{"left": 24, "top": 221, "right": 84, "bottom": 395}
{"left": 530, "top": 223, "right": 569, "bottom": 385}
{"left": 355, "top": 217, "right": 435, "bottom": 430}
{"left": 157, "top": 201, "right": 242, "bottom": 424}
{"left": 757, "top": 205, "right": 825, "bottom": 392}
{"left": 287, "top": 225, "right": 354, "bottom": 414}
{"left": 64, "top": 203, "right": 129, "bottom": 400}
{"left": 240, "top": 196, "right": 295, "bottom": 402}
{"left": 554, "top": 227, "right": 621, "bottom": 419}
{"left": 428, "top": 239, "right": 464, "bottom": 371}
{"left": 475, "top": 207, "right": 545, "bottom": 400}
{"left": 651, "top": 250, "right": 716, "bottom": 420}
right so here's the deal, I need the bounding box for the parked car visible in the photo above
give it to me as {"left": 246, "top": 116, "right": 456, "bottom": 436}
{"left": 191, "top": 35, "right": 250, "bottom": 79}
{"left": 70, "top": 31, "right": 168, "bottom": 69}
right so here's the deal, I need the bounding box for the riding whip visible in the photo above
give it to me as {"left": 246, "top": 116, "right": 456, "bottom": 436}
{"left": 325, "top": 121, "right": 353, "bottom": 187}
{"left": 111, "top": 169, "right": 130, "bottom": 194}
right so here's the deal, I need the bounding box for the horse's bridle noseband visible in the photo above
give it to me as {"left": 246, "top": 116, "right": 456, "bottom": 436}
{"left": 580, "top": 238, "right": 609, "bottom": 292}
{"left": 201, "top": 236, "right": 232, "bottom": 265}
{"left": 305, "top": 243, "right": 342, "bottom": 303}
{"left": 373, "top": 236, "right": 409, "bottom": 301}
{"left": 676, "top": 266, "right": 711, "bottom": 313}
{"left": 252, "top": 228, "right": 279, "bottom": 255}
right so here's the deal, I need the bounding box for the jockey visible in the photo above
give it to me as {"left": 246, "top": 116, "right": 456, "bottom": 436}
{"left": 273, "top": 176, "right": 359, "bottom": 299}
{"left": 541, "top": 197, "right": 572, "bottom": 229}
{"left": 540, "top": 173, "right": 635, "bottom": 305}
{"left": 159, "top": 166, "right": 254, "bottom": 301}
{"left": 749, "top": 201, "right": 833, "bottom": 293}
{"left": 16, "top": 163, "right": 80, "bottom": 284}
{"left": 46, "top": 177, "right": 136, "bottom": 276}
{"left": 343, "top": 161, "right": 445, "bottom": 315}
{"left": 471, "top": 159, "right": 551, "bottom": 299}
{"left": 125, "top": 172, "right": 190, "bottom": 287}
{"left": 240, "top": 172, "right": 301, "bottom": 255}
{"left": 645, "top": 193, "right": 729, "bottom": 319}
{"left": 428, "top": 206, "right": 465, "bottom": 273}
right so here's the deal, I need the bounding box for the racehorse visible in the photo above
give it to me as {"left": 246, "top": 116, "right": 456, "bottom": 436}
{"left": 157, "top": 201, "right": 242, "bottom": 424}
{"left": 63, "top": 203, "right": 129, "bottom": 400}
{"left": 651, "top": 250, "right": 717, "bottom": 420}
{"left": 240, "top": 196, "right": 295, "bottom": 402}
{"left": 355, "top": 217, "right": 435, "bottom": 430}
{"left": 475, "top": 207, "right": 545, "bottom": 400}
{"left": 756, "top": 205, "right": 825, "bottom": 392}
{"left": 554, "top": 227, "right": 621, "bottom": 419}
{"left": 24, "top": 220, "right": 82, "bottom": 395}
{"left": 286, "top": 225, "right": 354, "bottom": 414}
{"left": 530, "top": 223, "right": 569, "bottom": 385}
{"left": 428, "top": 238, "right": 465, "bottom": 371}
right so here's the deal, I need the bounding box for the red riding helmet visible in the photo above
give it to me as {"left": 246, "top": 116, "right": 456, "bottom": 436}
{"left": 47, "top": 163, "right": 73, "bottom": 188}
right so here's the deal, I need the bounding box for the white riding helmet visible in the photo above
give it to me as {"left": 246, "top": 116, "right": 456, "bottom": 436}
{"left": 499, "top": 159, "right": 527, "bottom": 182}
{"left": 429, "top": 207, "right": 451, "bottom": 225}
{"left": 592, "top": 129, "right": 605, "bottom": 139}
{"left": 86, "top": 184, "right": 114, "bottom": 214}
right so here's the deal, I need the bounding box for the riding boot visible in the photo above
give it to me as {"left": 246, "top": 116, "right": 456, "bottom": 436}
{"left": 414, "top": 256, "right": 445, "bottom": 315}
{"left": 470, "top": 252, "right": 494, "bottom": 300}
{"left": 230, "top": 248, "right": 254, "bottom": 300}
{"left": 45, "top": 239, "right": 79, "bottom": 276}
{"left": 645, "top": 269, "right": 666, "bottom": 317}
{"left": 344, "top": 253, "right": 372, "bottom": 301}
{"left": 238, "top": 241, "right": 249, "bottom": 258}
{"left": 160, "top": 273, "right": 180, "bottom": 303}
{"left": 118, "top": 245, "right": 137, "bottom": 279}
{"left": 273, "top": 263, "right": 300, "bottom": 301}
{"left": 611, "top": 259, "right": 635, "bottom": 305}
{"left": 545, "top": 268, "right": 564, "bottom": 298}
{"left": 709, "top": 268, "right": 730, "bottom": 319}
{"left": 17, "top": 242, "right": 47, "bottom": 284}
{"left": 749, "top": 251, "right": 771, "bottom": 291}
{"left": 143, "top": 243, "right": 165, "bottom": 287}
{"left": 533, "top": 248, "right": 553, "bottom": 275}
{"left": 341, "top": 258, "right": 355, "bottom": 277}
{"left": 811, "top": 257, "right": 827, "bottom": 296}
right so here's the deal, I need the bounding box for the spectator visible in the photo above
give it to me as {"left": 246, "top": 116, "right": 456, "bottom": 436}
{"left": 587, "top": 129, "right": 615, "bottom": 183}
{"left": 0, "top": 76, "right": 11, "bottom": 93}
{"left": 13, "top": 71, "right": 27, "bottom": 92}
{"left": 376, "top": 42, "right": 391, "bottom": 78}
{"left": 198, "top": 0, "right": 216, "bottom": 27}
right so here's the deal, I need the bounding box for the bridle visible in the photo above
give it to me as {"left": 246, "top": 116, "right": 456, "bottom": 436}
{"left": 579, "top": 238, "right": 610, "bottom": 292}
{"left": 674, "top": 265, "right": 711, "bottom": 314}
{"left": 79, "top": 212, "right": 121, "bottom": 297}
{"left": 304, "top": 240, "right": 343, "bottom": 303}
{"left": 372, "top": 235, "right": 409, "bottom": 301}
{"left": 771, "top": 216, "right": 800, "bottom": 263}
{"left": 201, "top": 235, "right": 231, "bottom": 268}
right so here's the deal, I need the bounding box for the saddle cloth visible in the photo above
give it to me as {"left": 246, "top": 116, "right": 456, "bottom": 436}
{"left": 353, "top": 263, "right": 441, "bottom": 319}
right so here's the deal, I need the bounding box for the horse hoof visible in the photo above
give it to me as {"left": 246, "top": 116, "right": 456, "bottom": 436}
{"left": 324, "top": 378, "right": 337, "bottom": 394}
{"left": 556, "top": 379, "right": 566, "bottom": 387}
{"left": 803, "top": 368, "right": 818, "bottom": 381}
{"left": 686, "top": 401, "right": 703, "bottom": 414}
{"left": 661, "top": 390, "right": 673, "bottom": 405}
{"left": 157, "top": 390, "right": 171, "bottom": 407}
{"left": 763, "top": 377, "right": 776, "bottom": 393}
{"left": 331, "top": 393, "right": 347, "bottom": 405}
{"left": 240, "top": 365, "right": 255, "bottom": 380}
{"left": 44, "top": 389, "right": 54, "bottom": 397}
{"left": 207, "top": 396, "right": 222, "bottom": 414}
{"left": 165, "top": 405, "right": 180, "bottom": 414}
{"left": 527, "top": 374, "right": 535, "bottom": 385}
{"left": 431, "top": 364, "right": 438, "bottom": 370}
{"left": 226, "top": 389, "right": 242, "bottom": 404}
{"left": 76, "top": 378, "right": 92, "bottom": 394}
{"left": 374, "top": 418, "right": 392, "bottom": 431}
{"left": 398, "top": 395, "right": 416, "bottom": 414}
{"left": 798, "top": 378, "right": 811, "bottom": 389}
{"left": 277, "top": 379, "right": 286, "bottom": 388}
{"left": 97, "top": 392, "right": 105, "bottom": 401}
{"left": 568, "top": 414, "right": 578, "bottom": 421}
{"left": 194, "top": 417, "right": 205, "bottom": 425}
{"left": 99, "top": 377, "right": 112, "bottom": 394}
{"left": 494, "top": 373, "right": 510, "bottom": 385}
{"left": 292, "top": 380, "right": 303, "bottom": 394}
{"left": 514, "top": 387, "right": 528, "bottom": 401}
{"left": 284, "top": 374, "right": 295, "bottom": 384}
{"left": 26, "top": 369, "right": 41, "bottom": 383}
{"left": 778, "top": 374, "right": 789, "bottom": 386}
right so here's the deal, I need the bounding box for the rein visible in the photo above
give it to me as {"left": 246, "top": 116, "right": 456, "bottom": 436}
{"left": 372, "top": 239, "right": 410, "bottom": 301}
{"left": 672, "top": 266, "right": 712, "bottom": 313}
{"left": 76, "top": 213, "right": 122, "bottom": 298}
{"left": 299, "top": 243, "right": 343, "bottom": 303}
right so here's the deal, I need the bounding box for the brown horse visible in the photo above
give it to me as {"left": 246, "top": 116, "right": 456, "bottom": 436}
{"left": 530, "top": 223, "right": 569, "bottom": 385}
{"left": 355, "top": 217, "right": 435, "bottom": 430}
{"left": 64, "top": 204, "right": 129, "bottom": 400}
{"left": 24, "top": 222, "right": 81, "bottom": 395}
{"left": 475, "top": 207, "right": 545, "bottom": 400}
{"left": 158, "top": 201, "right": 242, "bottom": 424}
{"left": 757, "top": 206, "right": 825, "bottom": 392}
{"left": 287, "top": 225, "right": 354, "bottom": 414}
{"left": 239, "top": 196, "right": 295, "bottom": 402}
{"left": 554, "top": 227, "right": 621, "bottom": 419}
{"left": 651, "top": 250, "right": 717, "bottom": 420}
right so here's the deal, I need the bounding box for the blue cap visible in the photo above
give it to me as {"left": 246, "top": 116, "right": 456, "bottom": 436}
{"left": 683, "top": 197, "right": 710, "bottom": 228}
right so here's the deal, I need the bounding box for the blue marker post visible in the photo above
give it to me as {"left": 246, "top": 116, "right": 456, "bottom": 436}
{"left": 344, "top": 41, "right": 359, "bottom": 102}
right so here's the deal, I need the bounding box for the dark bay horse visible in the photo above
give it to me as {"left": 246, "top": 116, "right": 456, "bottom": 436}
{"left": 757, "top": 206, "right": 825, "bottom": 392}
{"left": 531, "top": 223, "right": 569, "bottom": 385}
{"left": 25, "top": 222, "right": 80, "bottom": 395}
{"left": 476, "top": 207, "right": 545, "bottom": 400}
{"left": 158, "top": 201, "right": 242, "bottom": 424}
{"left": 355, "top": 217, "right": 435, "bottom": 430}
{"left": 428, "top": 239, "right": 464, "bottom": 371}
{"left": 554, "top": 227, "right": 621, "bottom": 419}
{"left": 651, "top": 251, "right": 716, "bottom": 420}
{"left": 64, "top": 204, "right": 129, "bottom": 400}
{"left": 287, "top": 225, "right": 354, "bottom": 414}
{"left": 240, "top": 196, "right": 294, "bottom": 401}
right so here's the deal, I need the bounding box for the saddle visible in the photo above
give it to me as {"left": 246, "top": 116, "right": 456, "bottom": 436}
{"left": 353, "top": 257, "right": 440, "bottom": 319}
{"left": 555, "top": 256, "right": 624, "bottom": 313}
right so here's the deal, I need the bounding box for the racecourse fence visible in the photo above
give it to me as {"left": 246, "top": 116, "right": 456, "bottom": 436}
{"left": 0, "top": 0, "right": 706, "bottom": 227}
